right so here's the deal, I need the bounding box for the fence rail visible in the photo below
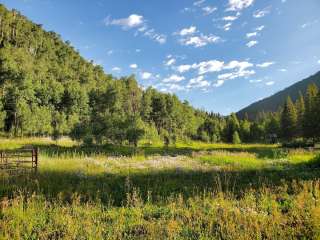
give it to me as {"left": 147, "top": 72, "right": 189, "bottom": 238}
{"left": 0, "top": 148, "right": 38, "bottom": 175}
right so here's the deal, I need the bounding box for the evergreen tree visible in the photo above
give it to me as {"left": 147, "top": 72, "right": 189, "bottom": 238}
{"left": 303, "top": 83, "right": 318, "bottom": 141}
{"left": 232, "top": 131, "right": 241, "bottom": 144}
{"left": 281, "top": 97, "right": 297, "bottom": 141}
{"left": 295, "top": 92, "right": 305, "bottom": 137}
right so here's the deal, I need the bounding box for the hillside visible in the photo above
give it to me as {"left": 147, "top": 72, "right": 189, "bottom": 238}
{"left": 237, "top": 71, "right": 320, "bottom": 119}
{"left": 0, "top": 4, "right": 216, "bottom": 143}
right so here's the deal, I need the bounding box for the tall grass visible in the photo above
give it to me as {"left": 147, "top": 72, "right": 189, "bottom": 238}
{"left": 0, "top": 138, "right": 319, "bottom": 239}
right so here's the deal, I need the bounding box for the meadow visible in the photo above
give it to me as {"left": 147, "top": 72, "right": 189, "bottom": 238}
{"left": 0, "top": 138, "right": 320, "bottom": 240}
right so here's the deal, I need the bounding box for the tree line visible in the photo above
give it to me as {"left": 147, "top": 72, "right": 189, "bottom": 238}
{"left": 0, "top": 5, "right": 319, "bottom": 146}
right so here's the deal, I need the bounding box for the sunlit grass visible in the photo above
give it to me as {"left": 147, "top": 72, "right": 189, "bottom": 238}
{"left": 0, "top": 138, "right": 319, "bottom": 239}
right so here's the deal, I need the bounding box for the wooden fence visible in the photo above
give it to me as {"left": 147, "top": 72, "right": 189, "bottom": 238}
{"left": 0, "top": 148, "right": 38, "bottom": 175}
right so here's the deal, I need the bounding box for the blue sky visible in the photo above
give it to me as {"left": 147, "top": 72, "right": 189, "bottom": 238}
{"left": 2, "top": 0, "right": 320, "bottom": 114}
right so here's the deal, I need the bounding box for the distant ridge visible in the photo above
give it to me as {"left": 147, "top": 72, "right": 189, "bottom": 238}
{"left": 237, "top": 71, "right": 320, "bottom": 119}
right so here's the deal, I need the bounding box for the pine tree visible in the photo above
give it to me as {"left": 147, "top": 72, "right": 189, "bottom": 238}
{"left": 303, "top": 83, "right": 318, "bottom": 141}
{"left": 281, "top": 96, "right": 297, "bottom": 141}
{"left": 295, "top": 92, "right": 305, "bottom": 137}
{"left": 315, "top": 91, "right": 320, "bottom": 140}
{"left": 232, "top": 131, "right": 241, "bottom": 144}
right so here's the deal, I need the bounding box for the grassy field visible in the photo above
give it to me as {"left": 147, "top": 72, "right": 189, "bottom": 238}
{"left": 0, "top": 138, "right": 320, "bottom": 239}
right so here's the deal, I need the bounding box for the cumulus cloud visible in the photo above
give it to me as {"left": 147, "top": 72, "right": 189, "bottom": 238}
{"left": 165, "top": 58, "right": 176, "bottom": 66}
{"left": 112, "top": 67, "right": 121, "bottom": 72}
{"left": 227, "top": 0, "right": 255, "bottom": 11}
{"left": 225, "top": 60, "right": 253, "bottom": 70}
{"left": 318, "top": 60, "right": 320, "bottom": 64}
{"left": 178, "top": 26, "right": 197, "bottom": 36}
{"left": 142, "top": 28, "right": 167, "bottom": 44}
{"left": 213, "top": 80, "right": 225, "bottom": 87}
{"left": 194, "top": 60, "right": 225, "bottom": 75}
{"left": 141, "top": 72, "right": 152, "bottom": 80}
{"left": 265, "top": 81, "right": 275, "bottom": 86}
{"left": 249, "top": 79, "right": 262, "bottom": 83}
{"left": 253, "top": 7, "right": 271, "bottom": 18}
{"left": 202, "top": 6, "right": 217, "bottom": 15}
{"left": 130, "top": 64, "right": 138, "bottom": 69}
{"left": 194, "top": 0, "right": 206, "bottom": 6}
{"left": 246, "top": 40, "right": 258, "bottom": 48}
{"left": 180, "top": 34, "right": 221, "bottom": 48}
{"left": 187, "top": 75, "right": 210, "bottom": 89}
{"left": 246, "top": 32, "right": 257, "bottom": 38}
{"left": 218, "top": 69, "right": 255, "bottom": 81}
{"left": 222, "top": 16, "right": 238, "bottom": 21}
{"left": 176, "top": 64, "right": 192, "bottom": 73}
{"left": 105, "top": 14, "right": 144, "bottom": 29}
{"left": 163, "top": 74, "right": 185, "bottom": 83}
{"left": 223, "top": 23, "right": 233, "bottom": 31}
{"left": 255, "top": 25, "right": 265, "bottom": 31}
{"left": 256, "top": 62, "right": 275, "bottom": 68}
{"left": 105, "top": 14, "right": 166, "bottom": 44}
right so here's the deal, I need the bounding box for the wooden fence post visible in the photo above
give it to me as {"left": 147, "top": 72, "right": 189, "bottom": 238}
{"left": 34, "top": 147, "right": 38, "bottom": 173}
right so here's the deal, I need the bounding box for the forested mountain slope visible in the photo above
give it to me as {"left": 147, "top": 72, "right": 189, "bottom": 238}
{"left": 237, "top": 71, "right": 320, "bottom": 119}
{"left": 0, "top": 4, "right": 224, "bottom": 144}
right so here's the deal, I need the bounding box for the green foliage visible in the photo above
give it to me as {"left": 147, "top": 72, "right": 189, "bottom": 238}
{"left": 0, "top": 138, "right": 320, "bottom": 239}
{"left": 303, "top": 83, "right": 318, "bottom": 141}
{"left": 238, "top": 71, "right": 320, "bottom": 119}
{"left": 232, "top": 131, "right": 241, "bottom": 144}
{"left": 0, "top": 4, "right": 319, "bottom": 146}
{"left": 281, "top": 97, "right": 297, "bottom": 141}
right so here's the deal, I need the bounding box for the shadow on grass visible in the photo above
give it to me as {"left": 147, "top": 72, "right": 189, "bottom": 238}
{"left": 15, "top": 143, "right": 282, "bottom": 159}
{"left": 1, "top": 156, "right": 319, "bottom": 206}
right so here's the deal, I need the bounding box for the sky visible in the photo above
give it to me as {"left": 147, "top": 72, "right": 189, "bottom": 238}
{"left": 1, "top": 0, "right": 320, "bottom": 115}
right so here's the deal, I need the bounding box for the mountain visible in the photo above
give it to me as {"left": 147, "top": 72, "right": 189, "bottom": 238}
{"left": 0, "top": 4, "right": 211, "bottom": 142}
{"left": 237, "top": 71, "right": 320, "bottom": 119}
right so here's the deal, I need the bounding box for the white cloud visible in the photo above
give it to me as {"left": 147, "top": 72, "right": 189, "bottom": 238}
{"left": 212, "top": 80, "right": 225, "bottom": 87}
{"left": 223, "top": 23, "right": 232, "bottom": 31}
{"left": 227, "top": 0, "right": 255, "bottom": 11}
{"left": 255, "top": 25, "right": 265, "bottom": 31}
{"left": 194, "top": 60, "right": 225, "bottom": 74}
{"left": 249, "top": 79, "right": 262, "bottom": 83}
{"left": 181, "top": 34, "right": 221, "bottom": 47}
{"left": 141, "top": 72, "right": 152, "bottom": 80}
{"left": 223, "top": 16, "right": 238, "bottom": 21}
{"left": 253, "top": 7, "right": 271, "bottom": 18}
{"left": 301, "top": 20, "right": 319, "bottom": 29}
{"left": 218, "top": 69, "right": 255, "bottom": 81}
{"left": 143, "top": 28, "right": 167, "bottom": 44}
{"left": 129, "top": 64, "right": 138, "bottom": 69}
{"left": 225, "top": 60, "right": 253, "bottom": 70}
{"left": 256, "top": 62, "right": 275, "bottom": 68}
{"left": 176, "top": 64, "right": 192, "bottom": 73}
{"left": 318, "top": 60, "right": 320, "bottom": 64}
{"left": 279, "top": 68, "right": 287, "bottom": 72}
{"left": 163, "top": 74, "right": 185, "bottom": 83}
{"left": 105, "top": 14, "right": 166, "bottom": 44}
{"left": 187, "top": 75, "right": 210, "bottom": 89}
{"left": 265, "top": 81, "right": 275, "bottom": 86}
{"left": 246, "top": 32, "right": 257, "bottom": 38}
{"left": 179, "top": 26, "right": 197, "bottom": 36}
{"left": 246, "top": 40, "right": 258, "bottom": 48}
{"left": 105, "top": 14, "right": 144, "bottom": 29}
{"left": 194, "top": 0, "right": 206, "bottom": 6}
{"left": 112, "top": 67, "right": 121, "bottom": 72}
{"left": 165, "top": 58, "right": 176, "bottom": 66}
{"left": 202, "top": 6, "right": 217, "bottom": 15}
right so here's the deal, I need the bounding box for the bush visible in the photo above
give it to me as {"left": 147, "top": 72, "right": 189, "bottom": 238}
{"left": 282, "top": 139, "right": 315, "bottom": 148}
